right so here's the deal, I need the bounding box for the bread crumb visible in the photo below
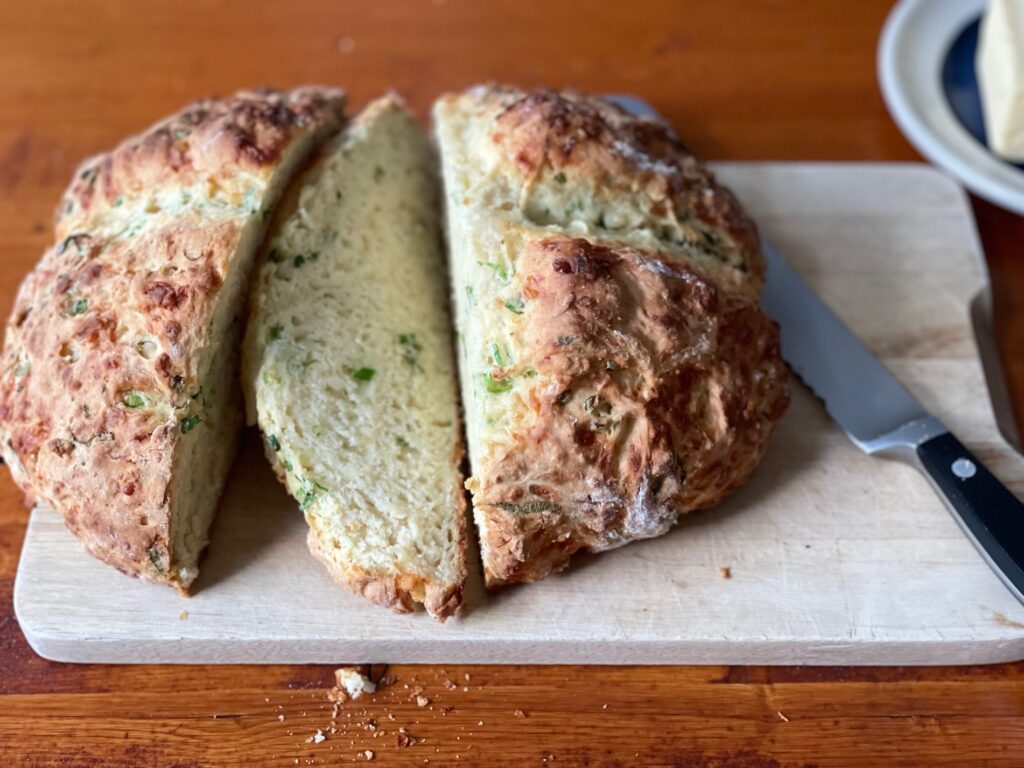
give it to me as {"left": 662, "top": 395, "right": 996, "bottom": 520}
{"left": 777, "top": 711, "right": 790, "bottom": 722}
{"left": 396, "top": 731, "right": 415, "bottom": 748}
{"left": 178, "top": 610, "right": 188, "bottom": 620}
{"left": 416, "top": 695, "right": 430, "bottom": 707}
{"left": 312, "top": 729, "right": 326, "bottom": 744}
{"left": 513, "top": 709, "right": 526, "bottom": 719}
{"left": 362, "top": 750, "right": 374, "bottom": 760}
{"left": 335, "top": 667, "right": 376, "bottom": 700}
{"left": 278, "top": 714, "right": 285, "bottom": 721}
{"left": 720, "top": 566, "right": 732, "bottom": 579}
{"left": 327, "top": 687, "right": 348, "bottom": 704}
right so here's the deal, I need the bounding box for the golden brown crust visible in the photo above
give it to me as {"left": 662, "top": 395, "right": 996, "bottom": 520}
{"left": 263, "top": 383, "right": 467, "bottom": 621}
{"left": 305, "top": 491, "right": 467, "bottom": 622}
{"left": 495, "top": 88, "right": 761, "bottom": 279}
{"left": 0, "top": 87, "right": 345, "bottom": 591}
{"left": 273, "top": 408, "right": 468, "bottom": 621}
{"left": 56, "top": 87, "right": 346, "bottom": 237}
{"left": 431, "top": 437, "right": 470, "bottom": 620}
{"left": 436, "top": 86, "right": 788, "bottom": 586}
{"left": 478, "top": 236, "right": 788, "bottom": 585}
{"left": 446, "top": 84, "right": 764, "bottom": 298}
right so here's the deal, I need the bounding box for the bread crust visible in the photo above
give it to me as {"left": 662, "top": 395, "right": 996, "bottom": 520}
{"left": 441, "top": 84, "right": 765, "bottom": 298}
{"left": 262, "top": 428, "right": 468, "bottom": 621}
{"left": 435, "top": 86, "right": 788, "bottom": 586}
{"left": 479, "top": 235, "right": 788, "bottom": 584}
{"left": 305, "top": 474, "right": 468, "bottom": 622}
{"left": 0, "top": 87, "right": 345, "bottom": 591}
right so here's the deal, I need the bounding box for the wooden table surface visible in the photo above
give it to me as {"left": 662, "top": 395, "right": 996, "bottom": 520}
{"left": 3, "top": 1, "right": 1024, "bottom": 765}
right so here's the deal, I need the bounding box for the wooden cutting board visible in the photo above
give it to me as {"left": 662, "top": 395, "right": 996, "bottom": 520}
{"left": 14, "top": 162, "right": 1024, "bottom": 665}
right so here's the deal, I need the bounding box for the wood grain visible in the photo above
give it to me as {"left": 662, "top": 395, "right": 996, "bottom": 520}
{"left": 2, "top": 0, "right": 1024, "bottom": 764}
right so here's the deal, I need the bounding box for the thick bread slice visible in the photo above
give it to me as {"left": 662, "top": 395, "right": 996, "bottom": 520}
{"left": 0, "top": 87, "right": 345, "bottom": 592}
{"left": 433, "top": 85, "right": 789, "bottom": 586}
{"left": 242, "top": 95, "right": 467, "bottom": 621}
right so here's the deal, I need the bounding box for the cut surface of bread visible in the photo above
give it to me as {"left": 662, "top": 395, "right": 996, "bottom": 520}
{"left": 0, "top": 87, "right": 345, "bottom": 592}
{"left": 433, "top": 85, "right": 789, "bottom": 586}
{"left": 242, "top": 95, "right": 467, "bottom": 620}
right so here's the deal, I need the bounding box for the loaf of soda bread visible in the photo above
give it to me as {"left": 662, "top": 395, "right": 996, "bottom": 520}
{"left": 0, "top": 87, "right": 345, "bottom": 591}
{"left": 433, "top": 85, "right": 789, "bottom": 586}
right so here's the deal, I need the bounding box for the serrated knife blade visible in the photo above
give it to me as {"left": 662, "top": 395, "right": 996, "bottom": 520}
{"left": 761, "top": 241, "right": 1024, "bottom": 604}
{"left": 760, "top": 241, "right": 935, "bottom": 452}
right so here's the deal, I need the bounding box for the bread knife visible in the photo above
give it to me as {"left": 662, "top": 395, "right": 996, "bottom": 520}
{"left": 760, "top": 241, "right": 1024, "bottom": 604}
{"left": 606, "top": 94, "right": 1024, "bottom": 605}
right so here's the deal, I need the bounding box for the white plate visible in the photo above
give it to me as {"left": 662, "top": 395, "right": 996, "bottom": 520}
{"left": 878, "top": 0, "right": 1024, "bottom": 215}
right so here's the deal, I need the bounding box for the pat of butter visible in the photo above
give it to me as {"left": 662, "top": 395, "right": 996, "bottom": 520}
{"left": 977, "top": 0, "right": 1024, "bottom": 161}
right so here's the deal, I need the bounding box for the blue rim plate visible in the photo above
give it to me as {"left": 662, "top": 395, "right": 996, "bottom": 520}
{"left": 941, "top": 16, "right": 1024, "bottom": 172}
{"left": 880, "top": 0, "right": 1024, "bottom": 215}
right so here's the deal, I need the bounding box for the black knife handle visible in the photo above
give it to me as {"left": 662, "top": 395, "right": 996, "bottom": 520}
{"left": 917, "top": 431, "right": 1024, "bottom": 600}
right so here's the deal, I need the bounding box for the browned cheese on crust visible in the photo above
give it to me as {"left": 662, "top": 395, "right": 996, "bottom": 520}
{"left": 434, "top": 86, "right": 789, "bottom": 585}
{"left": 0, "top": 87, "right": 345, "bottom": 591}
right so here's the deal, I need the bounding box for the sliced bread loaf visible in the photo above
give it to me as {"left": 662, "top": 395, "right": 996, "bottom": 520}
{"left": 433, "top": 85, "right": 789, "bottom": 586}
{"left": 0, "top": 87, "right": 345, "bottom": 591}
{"left": 242, "top": 96, "right": 467, "bottom": 620}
